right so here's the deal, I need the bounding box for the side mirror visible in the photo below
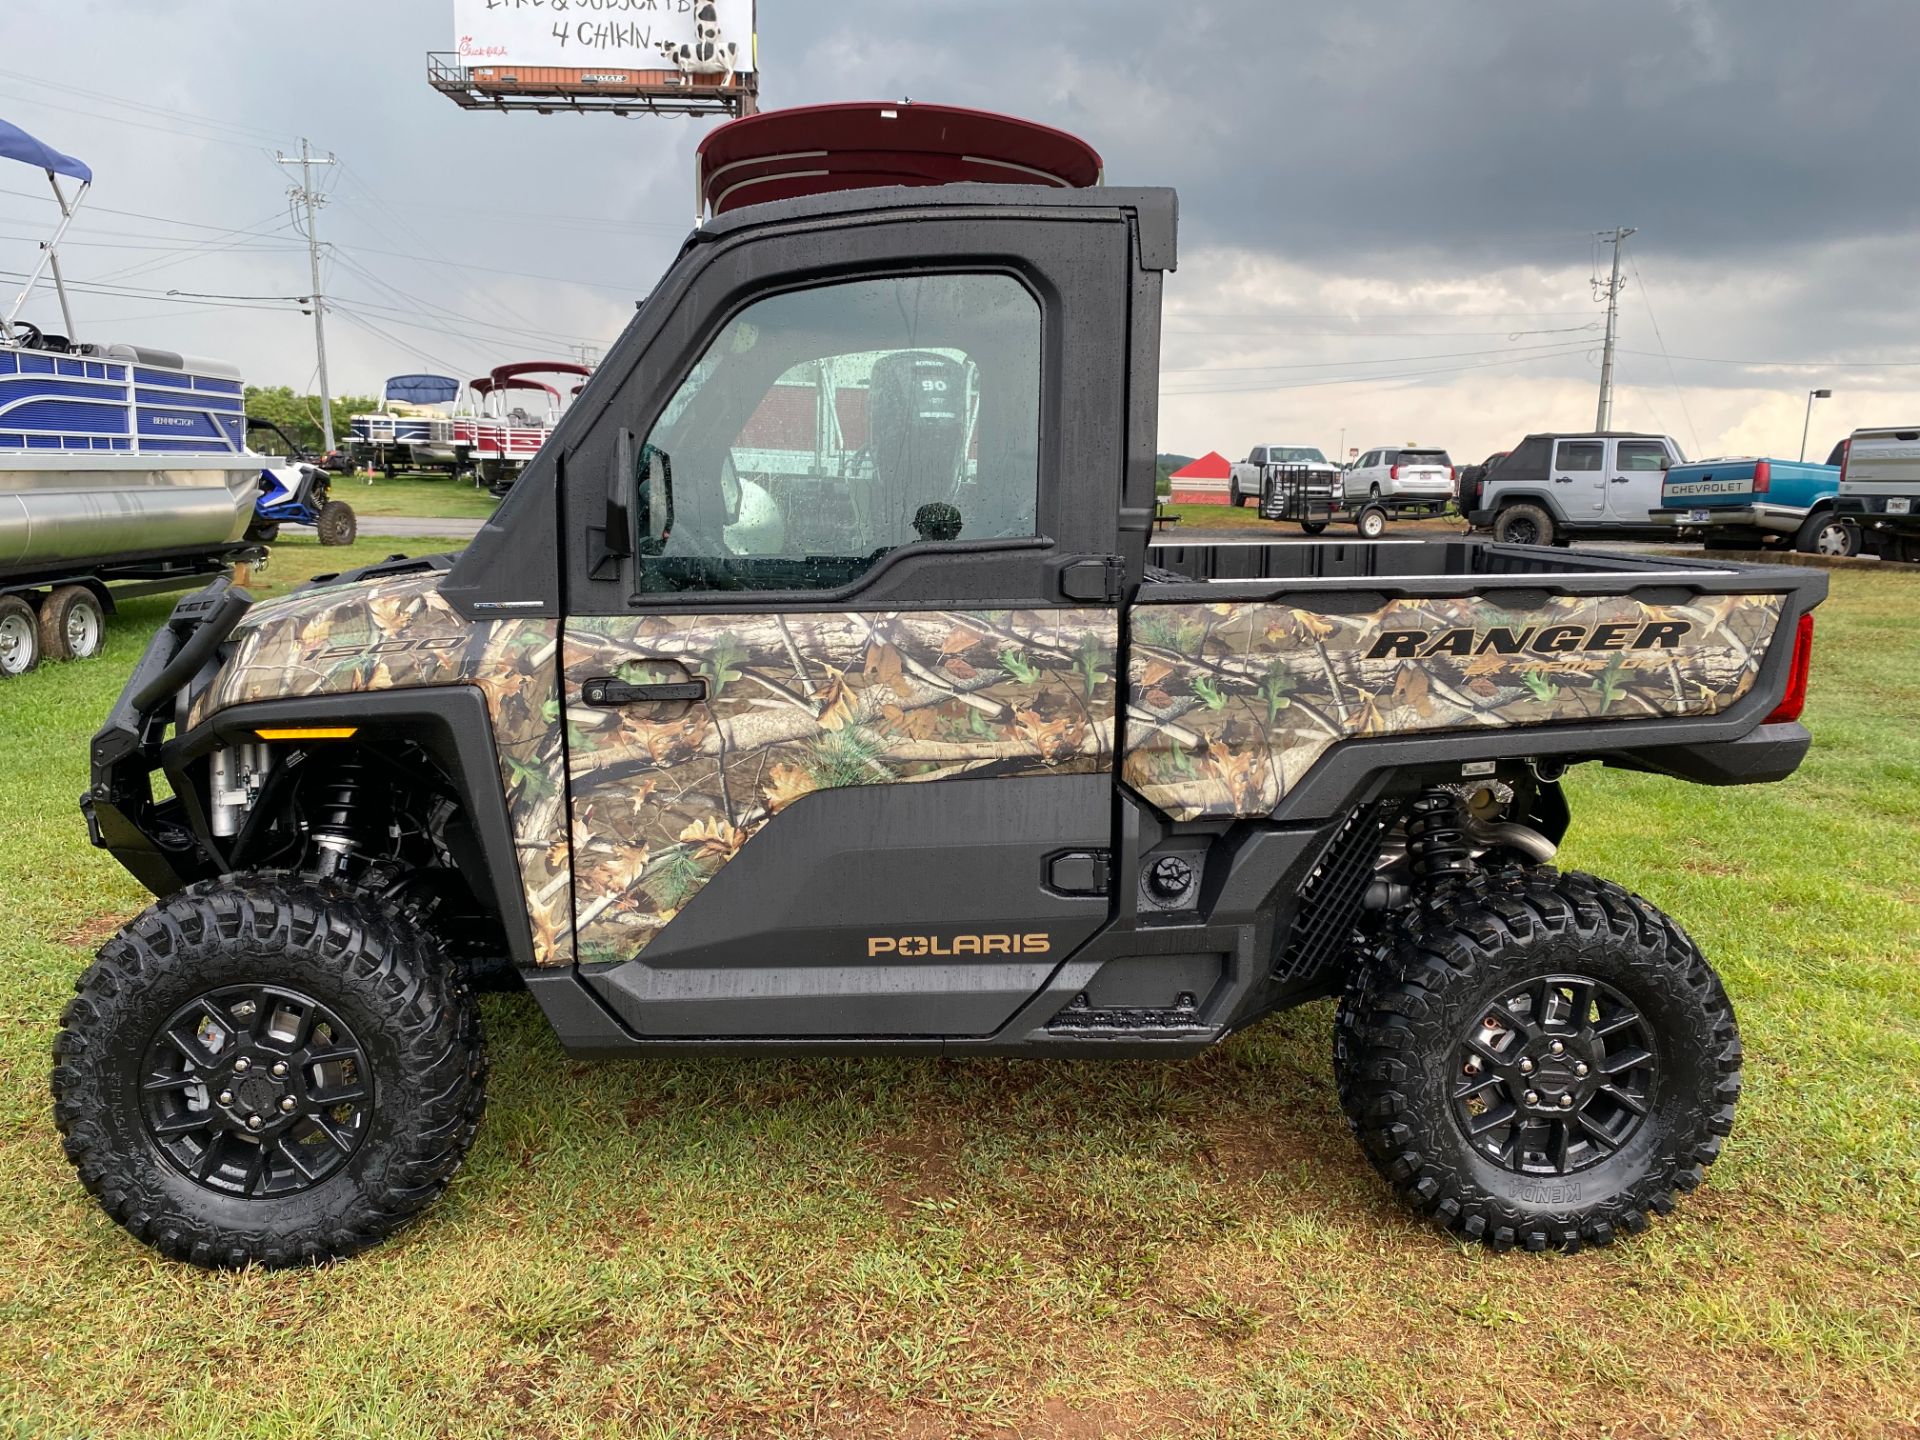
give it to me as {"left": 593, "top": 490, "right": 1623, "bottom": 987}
{"left": 635, "top": 441, "right": 673, "bottom": 555}
{"left": 587, "top": 428, "right": 634, "bottom": 582}
{"left": 1659, "top": 454, "right": 1671, "bottom": 471}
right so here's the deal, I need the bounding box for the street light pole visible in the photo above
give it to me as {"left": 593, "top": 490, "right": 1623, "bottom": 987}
{"left": 1800, "top": 388, "right": 1832, "bottom": 463}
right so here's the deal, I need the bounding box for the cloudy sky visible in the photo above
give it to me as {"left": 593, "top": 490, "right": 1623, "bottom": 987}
{"left": 4, "top": 0, "right": 1917, "bottom": 464}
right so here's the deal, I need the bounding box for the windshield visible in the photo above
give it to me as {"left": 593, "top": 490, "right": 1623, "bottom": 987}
{"left": 1268, "top": 446, "right": 1329, "bottom": 464}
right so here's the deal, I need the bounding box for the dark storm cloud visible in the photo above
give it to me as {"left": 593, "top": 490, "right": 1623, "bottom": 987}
{"left": 771, "top": 0, "right": 1920, "bottom": 267}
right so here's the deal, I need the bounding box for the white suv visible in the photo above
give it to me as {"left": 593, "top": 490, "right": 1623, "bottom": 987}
{"left": 1344, "top": 446, "right": 1454, "bottom": 505}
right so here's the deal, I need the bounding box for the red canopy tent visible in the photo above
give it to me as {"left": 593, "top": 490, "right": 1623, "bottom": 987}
{"left": 694, "top": 101, "right": 1103, "bottom": 219}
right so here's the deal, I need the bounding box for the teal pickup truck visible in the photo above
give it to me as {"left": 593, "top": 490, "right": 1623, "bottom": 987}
{"left": 1650, "top": 441, "right": 1858, "bottom": 555}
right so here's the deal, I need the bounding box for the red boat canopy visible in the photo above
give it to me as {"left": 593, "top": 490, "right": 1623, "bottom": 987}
{"left": 696, "top": 102, "right": 1104, "bottom": 218}
{"left": 490, "top": 361, "right": 592, "bottom": 386}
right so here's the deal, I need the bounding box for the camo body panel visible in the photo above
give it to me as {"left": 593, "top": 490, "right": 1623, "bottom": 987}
{"left": 564, "top": 608, "right": 1118, "bottom": 963}
{"left": 192, "top": 573, "right": 574, "bottom": 966}
{"left": 1123, "top": 591, "right": 1786, "bottom": 822}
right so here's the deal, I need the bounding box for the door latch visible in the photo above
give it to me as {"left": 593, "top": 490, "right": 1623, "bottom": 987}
{"left": 581, "top": 677, "right": 708, "bottom": 707}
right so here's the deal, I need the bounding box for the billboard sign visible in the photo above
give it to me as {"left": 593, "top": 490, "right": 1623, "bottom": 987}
{"left": 453, "top": 0, "right": 755, "bottom": 75}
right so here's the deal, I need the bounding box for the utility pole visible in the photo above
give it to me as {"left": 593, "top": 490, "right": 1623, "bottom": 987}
{"left": 1593, "top": 226, "right": 1636, "bottom": 432}
{"left": 278, "top": 139, "right": 339, "bottom": 452}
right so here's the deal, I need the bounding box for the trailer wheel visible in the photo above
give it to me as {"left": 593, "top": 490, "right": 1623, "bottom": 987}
{"left": 39, "top": 585, "right": 106, "bottom": 662}
{"left": 1793, "top": 510, "right": 1859, "bottom": 557}
{"left": 316, "top": 501, "right": 357, "bottom": 547}
{"left": 50, "top": 873, "right": 487, "bottom": 1269}
{"left": 0, "top": 595, "right": 42, "bottom": 676}
{"left": 1301, "top": 520, "right": 1329, "bottom": 536}
{"left": 1334, "top": 869, "right": 1739, "bottom": 1253}
{"left": 1356, "top": 505, "right": 1388, "bottom": 539}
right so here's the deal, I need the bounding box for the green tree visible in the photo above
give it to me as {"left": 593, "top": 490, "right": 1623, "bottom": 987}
{"left": 243, "top": 386, "right": 380, "bottom": 456}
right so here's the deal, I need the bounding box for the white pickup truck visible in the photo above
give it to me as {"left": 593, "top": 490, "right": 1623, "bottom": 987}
{"left": 1836, "top": 424, "right": 1920, "bottom": 563}
{"left": 1228, "top": 444, "right": 1340, "bottom": 514}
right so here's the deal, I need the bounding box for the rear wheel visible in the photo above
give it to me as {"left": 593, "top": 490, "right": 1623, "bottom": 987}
{"left": 316, "top": 500, "right": 357, "bottom": 547}
{"left": 1301, "top": 520, "right": 1328, "bottom": 536}
{"left": 1793, "top": 510, "right": 1859, "bottom": 557}
{"left": 1334, "top": 870, "right": 1739, "bottom": 1252}
{"left": 0, "top": 595, "right": 41, "bottom": 676}
{"left": 1493, "top": 503, "right": 1555, "bottom": 548}
{"left": 50, "top": 875, "right": 486, "bottom": 1268}
{"left": 38, "top": 585, "right": 106, "bottom": 662}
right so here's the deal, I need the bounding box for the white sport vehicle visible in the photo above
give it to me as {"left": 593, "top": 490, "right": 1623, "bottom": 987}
{"left": 1344, "top": 446, "right": 1455, "bottom": 505}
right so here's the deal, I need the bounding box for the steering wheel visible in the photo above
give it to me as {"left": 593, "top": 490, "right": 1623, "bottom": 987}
{"left": 9, "top": 320, "right": 42, "bottom": 349}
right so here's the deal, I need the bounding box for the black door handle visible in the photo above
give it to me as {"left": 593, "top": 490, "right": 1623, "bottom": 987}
{"left": 1610, "top": 476, "right": 1632, "bottom": 484}
{"left": 581, "top": 676, "right": 708, "bottom": 706}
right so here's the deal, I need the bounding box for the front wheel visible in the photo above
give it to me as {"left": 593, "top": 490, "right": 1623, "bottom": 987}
{"left": 1334, "top": 870, "right": 1739, "bottom": 1252}
{"left": 1794, "top": 510, "right": 1859, "bottom": 557}
{"left": 50, "top": 875, "right": 487, "bottom": 1268}
{"left": 316, "top": 500, "right": 357, "bottom": 547}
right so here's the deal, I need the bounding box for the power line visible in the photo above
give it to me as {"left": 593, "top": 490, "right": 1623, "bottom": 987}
{"left": 1164, "top": 339, "right": 1595, "bottom": 374}
{"left": 1626, "top": 254, "right": 1699, "bottom": 455}
{"left": 1617, "top": 347, "right": 1920, "bottom": 369}
{"left": 1161, "top": 348, "right": 1592, "bottom": 397}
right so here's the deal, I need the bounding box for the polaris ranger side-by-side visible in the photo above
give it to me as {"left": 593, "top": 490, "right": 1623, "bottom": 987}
{"left": 56, "top": 105, "right": 1825, "bottom": 1268}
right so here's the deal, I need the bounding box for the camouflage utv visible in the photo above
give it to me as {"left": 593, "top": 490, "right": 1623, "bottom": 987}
{"left": 56, "top": 106, "right": 1825, "bottom": 1267}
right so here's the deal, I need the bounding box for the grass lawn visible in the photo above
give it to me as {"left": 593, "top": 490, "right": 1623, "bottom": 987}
{"left": 0, "top": 542, "right": 1914, "bottom": 1438}
{"left": 337, "top": 471, "right": 503, "bottom": 520}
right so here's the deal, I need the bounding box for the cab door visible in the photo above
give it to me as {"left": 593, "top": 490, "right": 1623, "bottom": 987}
{"left": 558, "top": 216, "right": 1132, "bottom": 1039}
{"left": 1550, "top": 438, "right": 1607, "bottom": 516}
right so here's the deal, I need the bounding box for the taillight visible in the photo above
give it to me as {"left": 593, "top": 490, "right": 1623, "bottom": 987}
{"left": 1837, "top": 441, "right": 1849, "bottom": 487}
{"left": 1752, "top": 458, "right": 1771, "bottom": 494}
{"left": 1390, "top": 464, "right": 1401, "bottom": 480}
{"left": 1448, "top": 465, "right": 1457, "bottom": 483}
{"left": 1764, "top": 613, "right": 1815, "bottom": 724}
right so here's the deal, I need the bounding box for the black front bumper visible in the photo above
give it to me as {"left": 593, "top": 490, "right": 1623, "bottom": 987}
{"left": 84, "top": 577, "right": 252, "bottom": 897}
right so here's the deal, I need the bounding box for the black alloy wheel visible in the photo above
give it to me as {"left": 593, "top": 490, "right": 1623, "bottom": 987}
{"left": 1450, "top": 973, "right": 1655, "bottom": 1176}
{"left": 139, "top": 984, "right": 372, "bottom": 1199}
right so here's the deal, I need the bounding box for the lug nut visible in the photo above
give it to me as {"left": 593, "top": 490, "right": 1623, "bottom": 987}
{"left": 1464, "top": 1057, "right": 1483, "bottom": 1076}
{"left": 279, "top": 1096, "right": 298, "bottom": 1114}
{"left": 1523, "top": 1090, "right": 1540, "bottom": 1106}
{"left": 233, "top": 1057, "right": 251, "bottom": 1074}
{"left": 217, "top": 1090, "right": 234, "bottom": 1107}
{"left": 271, "top": 1061, "right": 288, "bottom": 1078}
{"left": 1548, "top": 1039, "right": 1565, "bottom": 1056}
{"left": 1558, "top": 1094, "right": 1574, "bottom": 1109}
{"left": 246, "top": 1114, "right": 264, "bottom": 1131}
{"left": 1574, "top": 1062, "right": 1590, "bottom": 1078}
{"left": 1519, "top": 1058, "right": 1535, "bottom": 1075}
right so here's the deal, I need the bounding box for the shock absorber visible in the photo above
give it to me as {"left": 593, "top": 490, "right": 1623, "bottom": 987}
{"left": 307, "top": 754, "right": 386, "bottom": 879}
{"left": 1404, "top": 788, "right": 1474, "bottom": 884}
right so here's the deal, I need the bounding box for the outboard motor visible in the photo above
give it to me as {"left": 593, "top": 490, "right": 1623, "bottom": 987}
{"left": 866, "top": 350, "right": 968, "bottom": 543}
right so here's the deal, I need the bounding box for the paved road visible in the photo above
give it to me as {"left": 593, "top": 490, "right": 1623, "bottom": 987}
{"left": 359, "top": 516, "right": 487, "bottom": 539}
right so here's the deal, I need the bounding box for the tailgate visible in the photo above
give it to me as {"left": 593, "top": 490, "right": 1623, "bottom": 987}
{"left": 1662, "top": 463, "right": 1754, "bottom": 508}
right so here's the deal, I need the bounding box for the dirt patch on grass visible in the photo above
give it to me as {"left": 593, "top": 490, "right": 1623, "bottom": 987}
{"left": 866, "top": 1122, "right": 961, "bottom": 1220}
{"left": 54, "top": 909, "right": 139, "bottom": 952}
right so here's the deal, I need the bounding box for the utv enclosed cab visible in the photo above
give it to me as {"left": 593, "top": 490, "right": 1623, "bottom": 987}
{"left": 65, "top": 105, "right": 1825, "bottom": 1270}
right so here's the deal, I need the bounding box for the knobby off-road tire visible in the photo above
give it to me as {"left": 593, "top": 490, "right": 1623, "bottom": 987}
{"left": 1334, "top": 869, "right": 1740, "bottom": 1253}
{"left": 51, "top": 874, "right": 487, "bottom": 1268}
{"left": 1493, "top": 502, "right": 1555, "bottom": 548}
{"left": 315, "top": 499, "right": 357, "bottom": 547}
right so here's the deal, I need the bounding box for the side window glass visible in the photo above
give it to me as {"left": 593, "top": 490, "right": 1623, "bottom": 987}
{"left": 1557, "top": 441, "right": 1604, "bottom": 472}
{"left": 631, "top": 273, "right": 1040, "bottom": 594}
{"left": 1616, "top": 441, "right": 1667, "bottom": 471}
